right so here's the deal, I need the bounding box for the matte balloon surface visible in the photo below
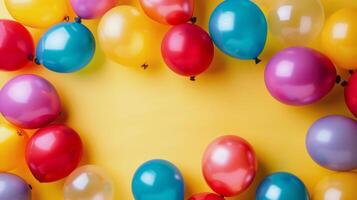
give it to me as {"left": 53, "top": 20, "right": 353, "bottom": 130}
{"left": 188, "top": 193, "right": 225, "bottom": 200}
{"left": 345, "top": 72, "right": 357, "bottom": 117}
{"left": 314, "top": 173, "right": 357, "bottom": 200}
{"left": 0, "top": 173, "right": 31, "bottom": 200}
{"left": 70, "top": 0, "right": 117, "bottom": 19}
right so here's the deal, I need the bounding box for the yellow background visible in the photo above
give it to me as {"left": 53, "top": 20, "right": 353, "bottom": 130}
{"left": 0, "top": 0, "right": 356, "bottom": 199}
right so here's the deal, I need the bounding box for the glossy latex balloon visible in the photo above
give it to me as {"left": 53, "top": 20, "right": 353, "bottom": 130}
{"left": 268, "top": 0, "right": 325, "bottom": 45}
{"left": 132, "top": 159, "right": 184, "bottom": 200}
{"left": 36, "top": 22, "right": 95, "bottom": 73}
{"left": 322, "top": 8, "right": 357, "bottom": 70}
{"left": 70, "top": 0, "right": 118, "bottom": 19}
{"left": 202, "top": 135, "right": 257, "bottom": 197}
{"left": 64, "top": 165, "right": 113, "bottom": 200}
{"left": 314, "top": 172, "right": 357, "bottom": 200}
{"left": 0, "top": 173, "right": 31, "bottom": 200}
{"left": 139, "top": 0, "right": 194, "bottom": 25}
{"left": 4, "top": 0, "right": 68, "bottom": 28}
{"left": 209, "top": 0, "right": 267, "bottom": 61}
{"left": 188, "top": 193, "right": 225, "bottom": 200}
{"left": 0, "top": 74, "right": 61, "bottom": 129}
{"left": 162, "top": 23, "right": 214, "bottom": 78}
{"left": 256, "top": 172, "right": 309, "bottom": 200}
{"left": 345, "top": 73, "right": 357, "bottom": 117}
{"left": 0, "top": 20, "right": 34, "bottom": 71}
{"left": 26, "top": 124, "right": 83, "bottom": 182}
{"left": 265, "top": 47, "right": 336, "bottom": 106}
{"left": 98, "top": 6, "right": 152, "bottom": 67}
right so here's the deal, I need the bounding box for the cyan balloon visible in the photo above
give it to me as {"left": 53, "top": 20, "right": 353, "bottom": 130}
{"left": 132, "top": 159, "right": 184, "bottom": 200}
{"left": 209, "top": 0, "right": 267, "bottom": 62}
{"left": 36, "top": 21, "right": 95, "bottom": 73}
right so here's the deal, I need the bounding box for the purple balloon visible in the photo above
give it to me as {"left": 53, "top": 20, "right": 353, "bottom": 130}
{"left": 0, "top": 173, "right": 31, "bottom": 200}
{"left": 0, "top": 74, "right": 61, "bottom": 129}
{"left": 70, "top": 0, "right": 117, "bottom": 19}
{"left": 306, "top": 115, "right": 357, "bottom": 171}
{"left": 265, "top": 47, "right": 336, "bottom": 105}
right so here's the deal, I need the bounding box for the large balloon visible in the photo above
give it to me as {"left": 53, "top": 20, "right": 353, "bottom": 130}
{"left": 139, "top": 0, "right": 194, "bottom": 25}
{"left": 209, "top": 0, "right": 267, "bottom": 62}
{"left": 265, "top": 47, "right": 336, "bottom": 105}
{"left": 306, "top": 115, "right": 357, "bottom": 171}
{"left": 70, "top": 0, "right": 117, "bottom": 19}
{"left": 188, "top": 193, "right": 225, "bottom": 200}
{"left": 268, "top": 0, "right": 325, "bottom": 45}
{"left": 322, "top": 8, "right": 357, "bottom": 70}
{"left": 0, "top": 74, "right": 61, "bottom": 129}
{"left": 202, "top": 135, "right": 257, "bottom": 197}
{"left": 345, "top": 73, "right": 357, "bottom": 117}
{"left": 36, "top": 22, "right": 95, "bottom": 73}
{"left": 64, "top": 165, "right": 113, "bottom": 200}
{"left": 0, "top": 173, "right": 31, "bottom": 200}
{"left": 0, "top": 20, "right": 34, "bottom": 71}
{"left": 256, "top": 172, "right": 309, "bottom": 200}
{"left": 162, "top": 24, "right": 214, "bottom": 79}
{"left": 26, "top": 124, "right": 83, "bottom": 182}
{"left": 132, "top": 159, "right": 184, "bottom": 200}
{"left": 4, "top": 0, "right": 68, "bottom": 28}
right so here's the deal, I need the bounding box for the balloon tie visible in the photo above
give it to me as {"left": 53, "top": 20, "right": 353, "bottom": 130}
{"left": 189, "top": 17, "right": 197, "bottom": 24}
{"left": 190, "top": 76, "right": 196, "bottom": 81}
{"left": 64, "top": 16, "right": 70, "bottom": 22}
{"left": 254, "top": 57, "right": 261, "bottom": 64}
{"left": 141, "top": 63, "right": 149, "bottom": 70}
{"left": 28, "top": 184, "right": 32, "bottom": 190}
{"left": 75, "top": 16, "right": 82, "bottom": 23}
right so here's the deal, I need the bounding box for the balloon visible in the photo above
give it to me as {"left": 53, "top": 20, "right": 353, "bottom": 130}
{"left": 256, "top": 172, "right": 309, "bottom": 200}
{"left": 36, "top": 22, "right": 95, "bottom": 73}
{"left": 209, "top": 0, "right": 267, "bottom": 62}
{"left": 26, "top": 124, "right": 83, "bottom": 182}
{"left": 268, "top": 0, "right": 325, "bottom": 45}
{"left": 202, "top": 135, "right": 257, "bottom": 197}
{"left": 0, "top": 74, "right": 61, "bottom": 129}
{"left": 4, "top": 0, "right": 68, "bottom": 28}
{"left": 70, "top": 0, "right": 118, "bottom": 19}
{"left": 132, "top": 159, "right": 184, "bottom": 200}
{"left": 322, "top": 8, "right": 357, "bottom": 70}
{"left": 64, "top": 165, "right": 113, "bottom": 200}
{"left": 161, "top": 24, "right": 214, "bottom": 79}
{"left": 139, "top": 0, "right": 194, "bottom": 25}
{"left": 98, "top": 6, "right": 152, "bottom": 67}
{"left": 314, "top": 172, "right": 357, "bottom": 200}
{"left": 306, "top": 115, "right": 357, "bottom": 171}
{"left": 345, "top": 73, "right": 357, "bottom": 117}
{"left": 0, "top": 20, "right": 34, "bottom": 71}
{"left": 188, "top": 193, "right": 225, "bottom": 200}
{"left": 0, "top": 173, "right": 31, "bottom": 200}
{"left": 265, "top": 47, "right": 336, "bottom": 106}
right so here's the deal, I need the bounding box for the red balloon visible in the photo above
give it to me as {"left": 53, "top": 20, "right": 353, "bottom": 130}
{"left": 26, "top": 124, "right": 82, "bottom": 182}
{"left": 202, "top": 135, "right": 257, "bottom": 197}
{"left": 345, "top": 72, "right": 357, "bottom": 117}
{"left": 0, "top": 20, "right": 34, "bottom": 71}
{"left": 188, "top": 193, "right": 225, "bottom": 200}
{"left": 162, "top": 23, "right": 214, "bottom": 78}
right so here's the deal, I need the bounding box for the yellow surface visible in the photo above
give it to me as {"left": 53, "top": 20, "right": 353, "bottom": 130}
{"left": 0, "top": 0, "right": 356, "bottom": 199}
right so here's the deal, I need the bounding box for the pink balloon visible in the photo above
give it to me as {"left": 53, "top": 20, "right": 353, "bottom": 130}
{"left": 70, "top": 0, "right": 117, "bottom": 19}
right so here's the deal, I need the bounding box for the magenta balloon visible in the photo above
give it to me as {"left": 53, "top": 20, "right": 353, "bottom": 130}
{"left": 0, "top": 74, "right": 61, "bottom": 129}
{"left": 265, "top": 47, "right": 336, "bottom": 105}
{"left": 70, "top": 0, "right": 117, "bottom": 19}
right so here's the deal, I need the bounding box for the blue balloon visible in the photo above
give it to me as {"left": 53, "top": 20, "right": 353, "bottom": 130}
{"left": 256, "top": 172, "right": 310, "bottom": 200}
{"left": 36, "top": 21, "right": 95, "bottom": 73}
{"left": 209, "top": 0, "right": 267, "bottom": 62}
{"left": 132, "top": 159, "right": 184, "bottom": 200}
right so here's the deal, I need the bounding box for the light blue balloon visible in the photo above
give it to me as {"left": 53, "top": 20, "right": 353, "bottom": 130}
{"left": 132, "top": 159, "right": 184, "bottom": 200}
{"left": 36, "top": 21, "right": 95, "bottom": 73}
{"left": 256, "top": 172, "right": 310, "bottom": 200}
{"left": 209, "top": 0, "right": 267, "bottom": 62}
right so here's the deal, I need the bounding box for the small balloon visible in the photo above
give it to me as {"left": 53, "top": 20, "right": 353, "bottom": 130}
{"left": 0, "top": 173, "right": 31, "bottom": 200}
{"left": 345, "top": 73, "right": 357, "bottom": 117}
{"left": 70, "top": 0, "right": 118, "bottom": 19}
{"left": 188, "top": 193, "right": 225, "bottom": 200}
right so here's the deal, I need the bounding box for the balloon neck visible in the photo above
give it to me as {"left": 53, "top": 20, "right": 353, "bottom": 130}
{"left": 336, "top": 75, "right": 348, "bottom": 87}
{"left": 254, "top": 57, "right": 261, "bottom": 64}
{"left": 189, "top": 17, "right": 197, "bottom": 24}
{"left": 64, "top": 16, "right": 70, "bottom": 22}
{"left": 141, "top": 63, "right": 149, "bottom": 70}
{"left": 75, "top": 16, "right": 82, "bottom": 23}
{"left": 190, "top": 76, "right": 196, "bottom": 81}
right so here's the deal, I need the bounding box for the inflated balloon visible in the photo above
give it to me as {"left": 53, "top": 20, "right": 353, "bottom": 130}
{"left": 26, "top": 124, "right": 83, "bottom": 182}
{"left": 139, "top": 0, "right": 194, "bottom": 25}
{"left": 132, "top": 159, "right": 184, "bottom": 200}
{"left": 265, "top": 47, "right": 336, "bottom": 105}
{"left": 188, "top": 193, "right": 225, "bottom": 200}
{"left": 70, "top": 0, "right": 118, "bottom": 19}
{"left": 0, "top": 20, "right": 34, "bottom": 71}
{"left": 4, "top": 0, "right": 68, "bottom": 28}
{"left": 162, "top": 24, "right": 214, "bottom": 78}
{"left": 268, "top": 0, "right": 325, "bottom": 45}
{"left": 0, "top": 173, "right": 31, "bottom": 200}
{"left": 36, "top": 21, "right": 95, "bottom": 73}
{"left": 64, "top": 165, "right": 113, "bottom": 200}
{"left": 209, "top": 0, "right": 267, "bottom": 62}
{"left": 256, "top": 172, "right": 309, "bottom": 200}
{"left": 322, "top": 8, "right": 357, "bottom": 70}
{"left": 0, "top": 74, "right": 61, "bottom": 129}
{"left": 202, "top": 135, "right": 257, "bottom": 197}
{"left": 345, "top": 73, "right": 357, "bottom": 117}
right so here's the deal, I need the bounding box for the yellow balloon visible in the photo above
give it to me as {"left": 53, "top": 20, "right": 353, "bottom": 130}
{"left": 322, "top": 8, "right": 357, "bottom": 70}
{"left": 268, "top": 0, "right": 325, "bottom": 45}
{"left": 5, "top": 0, "right": 68, "bottom": 28}
{"left": 98, "top": 6, "right": 152, "bottom": 67}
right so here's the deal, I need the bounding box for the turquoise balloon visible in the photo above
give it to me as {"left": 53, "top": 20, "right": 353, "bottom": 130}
{"left": 36, "top": 21, "right": 95, "bottom": 73}
{"left": 209, "top": 0, "right": 267, "bottom": 62}
{"left": 132, "top": 159, "right": 184, "bottom": 200}
{"left": 256, "top": 172, "right": 310, "bottom": 200}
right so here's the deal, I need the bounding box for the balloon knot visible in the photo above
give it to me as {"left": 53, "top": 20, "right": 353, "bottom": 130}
{"left": 28, "top": 54, "right": 34, "bottom": 61}
{"left": 28, "top": 184, "right": 32, "bottom": 190}
{"left": 336, "top": 75, "right": 342, "bottom": 84}
{"left": 349, "top": 70, "right": 354, "bottom": 75}
{"left": 341, "top": 80, "right": 348, "bottom": 87}
{"left": 34, "top": 58, "right": 41, "bottom": 65}
{"left": 141, "top": 63, "right": 149, "bottom": 70}
{"left": 75, "top": 16, "right": 82, "bottom": 23}
{"left": 64, "top": 16, "right": 70, "bottom": 22}
{"left": 189, "top": 17, "right": 197, "bottom": 24}
{"left": 254, "top": 57, "right": 261, "bottom": 64}
{"left": 190, "top": 76, "right": 196, "bottom": 81}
